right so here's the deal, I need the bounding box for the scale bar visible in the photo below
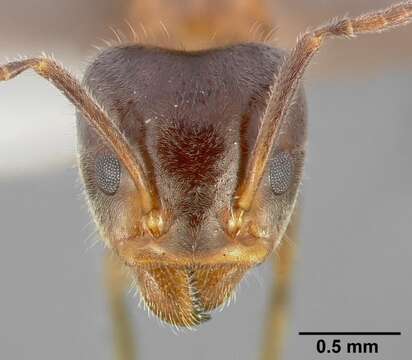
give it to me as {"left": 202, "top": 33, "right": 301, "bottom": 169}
{"left": 299, "top": 332, "right": 401, "bottom": 336}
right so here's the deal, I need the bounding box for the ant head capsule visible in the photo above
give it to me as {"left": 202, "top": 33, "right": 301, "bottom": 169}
{"left": 77, "top": 43, "right": 306, "bottom": 326}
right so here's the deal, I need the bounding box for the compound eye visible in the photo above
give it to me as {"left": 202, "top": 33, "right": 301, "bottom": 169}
{"left": 269, "top": 151, "right": 293, "bottom": 195}
{"left": 95, "top": 154, "right": 121, "bottom": 195}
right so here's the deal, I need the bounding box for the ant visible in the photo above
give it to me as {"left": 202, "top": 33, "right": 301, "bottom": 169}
{"left": 1, "top": 0, "right": 411, "bottom": 359}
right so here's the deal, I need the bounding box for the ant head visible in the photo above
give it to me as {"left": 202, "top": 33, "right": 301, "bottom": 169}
{"left": 1, "top": 0, "right": 410, "bottom": 329}
{"left": 77, "top": 43, "right": 306, "bottom": 326}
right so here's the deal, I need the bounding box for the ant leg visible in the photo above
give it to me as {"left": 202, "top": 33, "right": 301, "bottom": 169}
{"left": 261, "top": 206, "right": 300, "bottom": 360}
{"left": 104, "top": 253, "right": 137, "bottom": 360}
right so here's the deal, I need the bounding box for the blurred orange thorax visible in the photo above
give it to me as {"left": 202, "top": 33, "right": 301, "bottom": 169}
{"left": 129, "top": 0, "right": 276, "bottom": 49}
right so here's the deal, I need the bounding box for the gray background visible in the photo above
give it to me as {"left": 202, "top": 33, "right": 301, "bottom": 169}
{"left": 0, "top": 1, "right": 411, "bottom": 359}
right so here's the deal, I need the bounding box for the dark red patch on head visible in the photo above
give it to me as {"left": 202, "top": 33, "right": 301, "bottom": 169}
{"left": 157, "top": 121, "right": 225, "bottom": 188}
